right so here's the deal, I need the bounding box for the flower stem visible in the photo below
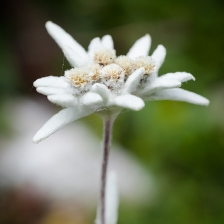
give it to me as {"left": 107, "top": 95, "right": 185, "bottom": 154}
{"left": 100, "top": 117, "right": 114, "bottom": 224}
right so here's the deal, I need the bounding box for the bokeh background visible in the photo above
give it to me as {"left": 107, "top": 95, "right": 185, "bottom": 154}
{"left": 0, "top": 0, "right": 224, "bottom": 223}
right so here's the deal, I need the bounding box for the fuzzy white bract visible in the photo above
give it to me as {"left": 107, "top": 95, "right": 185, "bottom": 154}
{"left": 33, "top": 21, "right": 209, "bottom": 143}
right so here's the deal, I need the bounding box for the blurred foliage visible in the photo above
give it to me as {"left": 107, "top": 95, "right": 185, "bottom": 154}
{"left": 0, "top": 0, "right": 224, "bottom": 223}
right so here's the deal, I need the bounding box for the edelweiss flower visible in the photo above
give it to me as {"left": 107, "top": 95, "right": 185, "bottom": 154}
{"left": 33, "top": 21, "right": 209, "bottom": 143}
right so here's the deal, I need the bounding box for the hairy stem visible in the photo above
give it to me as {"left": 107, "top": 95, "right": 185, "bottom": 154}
{"left": 100, "top": 117, "right": 114, "bottom": 224}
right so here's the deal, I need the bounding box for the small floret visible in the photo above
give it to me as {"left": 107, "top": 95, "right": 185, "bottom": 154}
{"left": 93, "top": 48, "right": 116, "bottom": 65}
{"left": 133, "top": 56, "right": 156, "bottom": 74}
{"left": 88, "top": 63, "right": 101, "bottom": 81}
{"left": 64, "top": 67, "right": 92, "bottom": 94}
{"left": 114, "top": 56, "right": 133, "bottom": 78}
{"left": 100, "top": 64, "right": 125, "bottom": 91}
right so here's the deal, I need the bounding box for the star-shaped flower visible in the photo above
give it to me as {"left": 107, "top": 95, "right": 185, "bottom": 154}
{"left": 33, "top": 21, "right": 209, "bottom": 143}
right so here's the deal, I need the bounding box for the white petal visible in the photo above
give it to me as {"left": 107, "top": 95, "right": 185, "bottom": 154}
{"left": 113, "top": 94, "right": 145, "bottom": 111}
{"left": 145, "top": 88, "right": 210, "bottom": 106}
{"left": 45, "top": 21, "right": 89, "bottom": 67}
{"left": 127, "top": 34, "right": 151, "bottom": 59}
{"left": 36, "top": 87, "right": 72, "bottom": 96}
{"left": 88, "top": 37, "right": 102, "bottom": 54}
{"left": 106, "top": 172, "right": 119, "bottom": 224}
{"left": 91, "top": 83, "right": 112, "bottom": 103}
{"left": 81, "top": 92, "right": 103, "bottom": 106}
{"left": 102, "top": 35, "right": 114, "bottom": 49}
{"left": 33, "top": 76, "right": 69, "bottom": 88}
{"left": 47, "top": 94, "right": 78, "bottom": 107}
{"left": 123, "top": 68, "right": 145, "bottom": 94}
{"left": 33, "top": 106, "right": 95, "bottom": 143}
{"left": 63, "top": 46, "right": 89, "bottom": 67}
{"left": 140, "top": 79, "right": 181, "bottom": 95}
{"left": 160, "top": 72, "right": 195, "bottom": 82}
{"left": 151, "top": 45, "right": 166, "bottom": 70}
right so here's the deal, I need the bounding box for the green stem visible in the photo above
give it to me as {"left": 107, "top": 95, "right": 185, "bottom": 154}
{"left": 100, "top": 117, "right": 114, "bottom": 224}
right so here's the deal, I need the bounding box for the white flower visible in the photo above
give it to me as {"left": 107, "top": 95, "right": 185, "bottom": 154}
{"left": 33, "top": 21, "right": 209, "bottom": 143}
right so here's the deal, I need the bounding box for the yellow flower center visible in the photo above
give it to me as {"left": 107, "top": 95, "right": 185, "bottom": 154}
{"left": 133, "top": 56, "right": 155, "bottom": 74}
{"left": 64, "top": 67, "right": 91, "bottom": 88}
{"left": 114, "top": 56, "right": 133, "bottom": 77}
{"left": 88, "top": 63, "right": 101, "bottom": 81}
{"left": 93, "top": 49, "right": 116, "bottom": 65}
{"left": 100, "top": 64, "right": 124, "bottom": 81}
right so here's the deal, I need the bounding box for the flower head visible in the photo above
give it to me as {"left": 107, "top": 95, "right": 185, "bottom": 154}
{"left": 33, "top": 21, "right": 209, "bottom": 143}
{"left": 133, "top": 56, "right": 156, "bottom": 74}
{"left": 100, "top": 64, "right": 125, "bottom": 92}
{"left": 64, "top": 67, "right": 93, "bottom": 95}
{"left": 114, "top": 56, "right": 133, "bottom": 78}
{"left": 93, "top": 48, "right": 116, "bottom": 65}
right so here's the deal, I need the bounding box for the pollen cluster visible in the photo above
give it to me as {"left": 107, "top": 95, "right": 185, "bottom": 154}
{"left": 88, "top": 63, "right": 101, "bottom": 81}
{"left": 65, "top": 46, "right": 156, "bottom": 96}
{"left": 93, "top": 49, "right": 116, "bottom": 65}
{"left": 100, "top": 64, "right": 125, "bottom": 91}
{"left": 133, "top": 56, "right": 156, "bottom": 74}
{"left": 64, "top": 67, "right": 92, "bottom": 94}
{"left": 114, "top": 56, "right": 133, "bottom": 77}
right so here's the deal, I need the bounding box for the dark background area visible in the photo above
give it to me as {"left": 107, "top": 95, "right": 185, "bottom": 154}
{"left": 0, "top": 0, "right": 224, "bottom": 223}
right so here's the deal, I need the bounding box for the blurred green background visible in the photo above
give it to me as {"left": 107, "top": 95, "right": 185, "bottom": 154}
{"left": 0, "top": 0, "right": 224, "bottom": 223}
